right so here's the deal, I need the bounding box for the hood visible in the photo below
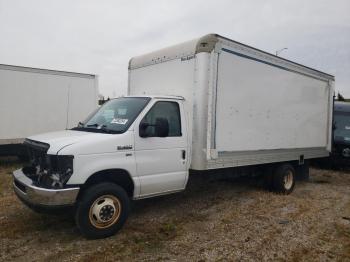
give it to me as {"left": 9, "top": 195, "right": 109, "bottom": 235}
{"left": 28, "top": 130, "right": 111, "bottom": 154}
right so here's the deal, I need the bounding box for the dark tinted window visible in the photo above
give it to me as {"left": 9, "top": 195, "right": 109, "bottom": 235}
{"left": 334, "top": 111, "right": 350, "bottom": 139}
{"left": 142, "top": 101, "right": 182, "bottom": 137}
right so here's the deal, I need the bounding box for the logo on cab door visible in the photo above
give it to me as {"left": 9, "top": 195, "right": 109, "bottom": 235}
{"left": 181, "top": 55, "right": 195, "bottom": 61}
{"left": 117, "top": 145, "right": 133, "bottom": 150}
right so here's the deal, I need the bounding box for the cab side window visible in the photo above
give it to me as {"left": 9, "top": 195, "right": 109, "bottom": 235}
{"left": 142, "top": 101, "right": 182, "bottom": 137}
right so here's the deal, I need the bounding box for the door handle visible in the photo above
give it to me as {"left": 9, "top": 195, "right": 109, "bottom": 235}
{"left": 181, "top": 150, "right": 186, "bottom": 160}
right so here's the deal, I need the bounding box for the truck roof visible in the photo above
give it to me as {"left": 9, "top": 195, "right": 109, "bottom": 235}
{"left": 129, "top": 33, "right": 334, "bottom": 82}
{"left": 0, "top": 64, "right": 96, "bottom": 79}
{"left": 123, "top": 95, "right": 184, "bottom": 100}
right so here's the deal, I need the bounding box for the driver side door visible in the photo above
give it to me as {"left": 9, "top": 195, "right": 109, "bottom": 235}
{"left": 134, "top": 100, "right": 188, "bottom": 197}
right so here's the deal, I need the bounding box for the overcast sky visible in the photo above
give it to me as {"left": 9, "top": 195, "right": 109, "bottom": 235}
{"left": 0, "top": 0, "right": 349, "bottom": 97}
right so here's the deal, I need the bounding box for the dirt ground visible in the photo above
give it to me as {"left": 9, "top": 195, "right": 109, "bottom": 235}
{"left": 0, "top": 159, "right": 350, "bottom": 262}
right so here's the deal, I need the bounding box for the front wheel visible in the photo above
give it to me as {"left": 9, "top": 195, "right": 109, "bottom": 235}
{"left": 75, "top": 182, "right": 130, "bottom": 239}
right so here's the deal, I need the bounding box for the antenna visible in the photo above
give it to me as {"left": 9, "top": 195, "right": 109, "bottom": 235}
{"left": 275, "top": 47, "right": 288, "bottom": 56}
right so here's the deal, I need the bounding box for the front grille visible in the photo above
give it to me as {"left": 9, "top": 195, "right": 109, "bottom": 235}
{"left": 23, "top": 139, "right": 50, "bottom": 171}
{"left": 23, "top": 139, "right": 50, "bottom": 152}
{"left": 21, "top": 139, "right": 73, "bottom": 189}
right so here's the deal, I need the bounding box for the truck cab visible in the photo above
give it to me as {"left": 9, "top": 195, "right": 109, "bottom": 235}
{"left": 13, "top": 96, "right": 190, "bottom": 238}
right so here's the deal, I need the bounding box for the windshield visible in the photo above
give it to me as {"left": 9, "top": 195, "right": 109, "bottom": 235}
{"left": 334, "top": 111, "right": 350, "bottom": 141}
{"left": 74, "top": 97, "right": 151, "bottom": 134}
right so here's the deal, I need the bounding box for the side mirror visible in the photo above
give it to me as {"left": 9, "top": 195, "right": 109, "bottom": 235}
{"left": 155, "top": 117, "right": 169, "bottom": 137}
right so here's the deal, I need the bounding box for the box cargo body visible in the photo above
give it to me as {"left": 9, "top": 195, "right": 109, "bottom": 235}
{"left": 129, "top": 34, "right": 334, "bottom": 170}
{"left": 0, "top": 64, "right": 98, "bottom": 150}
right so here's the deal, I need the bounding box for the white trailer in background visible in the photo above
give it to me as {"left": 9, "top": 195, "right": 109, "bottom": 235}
{"left": 0, "top": 64, "right": 98, "bottom": 155}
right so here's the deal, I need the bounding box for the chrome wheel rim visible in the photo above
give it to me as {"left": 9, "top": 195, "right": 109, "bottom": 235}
{"left": 284, "top": 170, "right": 293, "bottom": 190}
{"left": 89, "top": 195, "right": 121, "bottom": 229}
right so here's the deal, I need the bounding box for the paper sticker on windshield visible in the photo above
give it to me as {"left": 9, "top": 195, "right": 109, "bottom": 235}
{"left": 346, "top": 126, "right": 350, "bottom": 130}
{"left": 111, "top": 118, "right": 128, "bottom": 125}
{"left": 345, "top": 137, "right": 350, "bottom": 141}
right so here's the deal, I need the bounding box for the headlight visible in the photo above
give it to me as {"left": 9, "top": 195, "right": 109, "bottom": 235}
{"left": 48, "top": 155, "right": 74, "bottom": 188}
{"left": 22, "top": 154, "right": 74, "bottom": 189}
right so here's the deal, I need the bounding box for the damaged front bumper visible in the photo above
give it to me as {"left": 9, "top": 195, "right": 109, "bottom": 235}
{"left": 12, "top": 169, "right": 80, "bottom": 208}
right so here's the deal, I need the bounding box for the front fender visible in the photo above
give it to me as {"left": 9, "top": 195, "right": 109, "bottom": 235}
{"left": 66, "top": 151, "right": 140, "bottom": 197}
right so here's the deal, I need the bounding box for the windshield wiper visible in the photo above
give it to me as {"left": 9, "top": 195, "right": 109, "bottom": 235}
{"left": 72, "top": 123, "right": 122, "bottom": 134}
{"left": 85, "top": 124, "right": 112, "bottom": 133}
{"left": 87, "top": 123, "right": 98, "bottom": 127}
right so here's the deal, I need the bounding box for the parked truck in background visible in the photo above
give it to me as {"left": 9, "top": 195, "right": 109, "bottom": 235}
{"left": 311, "top": 101, "right": 350, "bottom": 168}
{"left": 0, "top": 64, "right": 98, "bottom": 156}
{"left": 11, "top": 34, "right": 334, "bottom": 239}
{"left": 325, "top": 101, "right": 350, "bottom": 166}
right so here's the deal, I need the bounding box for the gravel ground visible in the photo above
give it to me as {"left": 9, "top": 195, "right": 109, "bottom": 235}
{"left": 0, "top": 159, "right": 349, "bottom": 261}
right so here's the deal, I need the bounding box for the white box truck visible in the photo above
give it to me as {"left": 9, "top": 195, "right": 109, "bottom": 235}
{"left": 0, "top": 64, "right": 98, "bottom": 156}
{"left": 11, "top": 34, "right": 334, "bottom": 239}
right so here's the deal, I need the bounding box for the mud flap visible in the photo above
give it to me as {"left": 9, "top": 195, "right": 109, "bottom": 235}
{"left": 295, "top": 160, "right": 310, "bottom": 181}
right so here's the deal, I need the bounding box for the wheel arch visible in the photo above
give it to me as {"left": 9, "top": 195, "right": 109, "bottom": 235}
{"left": 79, "top": 169, "right": 135, "bottom": 198}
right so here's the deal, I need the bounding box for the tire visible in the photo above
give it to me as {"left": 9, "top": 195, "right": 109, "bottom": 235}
{"left": 75, "top": 182, "right": 130, "bottom": 239}
{"left": 272, "top": 163, "right": 295, "bottom": 194}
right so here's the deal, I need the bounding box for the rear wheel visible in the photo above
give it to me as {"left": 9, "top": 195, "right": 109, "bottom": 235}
{"left": 75, "top": 182, "right": 130, "bottom": 239}
{"left": 272, "top": 163, "right": 295, "bottom": 194}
